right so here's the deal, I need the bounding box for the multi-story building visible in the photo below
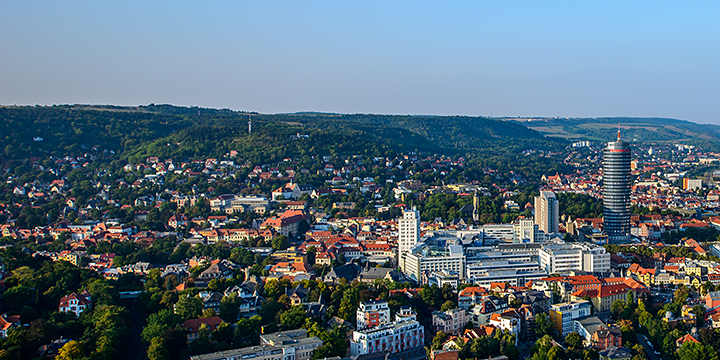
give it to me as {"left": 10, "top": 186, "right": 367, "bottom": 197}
{"left": 603, "top": 132, "right": 632, "bottom": 242}
{"left": 489, "top": 309, "right": 523, "bottom": 345}
{"left": 458, "top": 287, "right": 488, "bottom": 310}
{"left": 535, "top": 191, "right": 559, "bottom": 234}
{"left": 479, "top": 224, "right": 515, "bottom": 245}
{"left": 549, "top": 300, "right": 592, "bottom": 337}
{"left": 356, "top": 300, "right": 391, "bottom": 330}
{"left": 468, "top": 268, "right": 548, "bottom": 288}
{"left": 261, "top": 210, "right": 306, "bottom": 238}
{"left": 466, "top": 259, "right": 542, "bottom": 280}
{"left": 398, "top": 207, "right": 420, "bottom": 271}
{"left": 350, "top": 308, "right": 424, "bottom": 356}
{"left": 538, "top": 242, "right": 610, "bottom": 274}
{"left": 190, "top": 329, "right": 322, "bottom": 360}
{"left": 432, "top": 308, "right": 469, "bottom": 335}
{"left": 683, "top": 178, "right": 702, "bottom": 191}
{"left": 427, "top": 270, "right": 460, "bottom": 289}
{"left": 571, "top": 284, "right": 632, "bottom": 312}
{"left": 513, "top": 217, "right": 544, "bottom": 243}
{"left": 401, "top": 244, "right": 464, "bottom": 283}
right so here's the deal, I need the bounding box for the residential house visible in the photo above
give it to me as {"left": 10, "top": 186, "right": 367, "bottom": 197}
{"left": 198, "top": 291, "right": 224, "bottom": 313}
{"left": 432, "top": 308, "right": 469, "bottom": 335}
{"left": 198, "top": 261, "right": 234, "bottom": 282}
{"left": 489, "top": 309, "right": 522, "bottom": 345}
{"left": 706, "top": 291, "right": 720, "bottom": 308}
{"left": 598, "top": 346, "right": 632, "bottom": 360}
{"left": 0, "top": 314, "right": 20, "bottom": 338}
{"left": 458, "top": 287, "right": 489, "bottom": 310}
{"left": 675, "top": 333, "right": 701, "bottom": 348}
{"left": 288, "top": 285, "right": 309, "bottom": 306}
{"left": 58, "top": 290, "right": 92, "bottom": 317}
{"left": 183, "top": 316, "right": 224, "bottom": 342}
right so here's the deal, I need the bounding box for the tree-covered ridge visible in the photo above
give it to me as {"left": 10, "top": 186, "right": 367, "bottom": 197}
{"left": 519, "top": 116, "right": 720, "bottom": 146}
{"left": 0, "top": 105, "right": 563, "bottom": 163}
{"left": 0, "top": 106, "right": 195, "bottom": 161}
{"left": 276, "top": 112, "right": 549, "bottom": 151}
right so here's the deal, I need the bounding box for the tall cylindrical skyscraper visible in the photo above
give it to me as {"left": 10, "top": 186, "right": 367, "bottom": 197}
{"left": 603, "top": 131, "right": 631, "bottom": 242}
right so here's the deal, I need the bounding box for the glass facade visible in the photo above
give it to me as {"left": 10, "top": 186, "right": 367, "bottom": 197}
{"left": 603, "top": 137, "right": 631, "bottom": 242}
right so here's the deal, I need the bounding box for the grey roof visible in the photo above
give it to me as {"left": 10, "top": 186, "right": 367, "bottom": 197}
{"left": 575, "top": 316, "right": 606, "bottom": 335}
{"left": 599, "top": 346, "right": 632, "bottom": 359}
{"left": 325, "top": 263, "right": 361, "bottom": 282}
{"left": 260, "top": 329, "right": 309, "bottom": 346}
{"left": 359, "top": 267, "right": 393, "bottom": 280}
{"left": 288, "top": 285, "right": 309, "bottom": 299}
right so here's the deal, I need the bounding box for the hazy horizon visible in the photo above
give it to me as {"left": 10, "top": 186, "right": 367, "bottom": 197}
{"left": 0, "top": 103, "right": 711, "bottom": 126}
{"left": 2, "top": 1, "right": 719, "bottom": 124}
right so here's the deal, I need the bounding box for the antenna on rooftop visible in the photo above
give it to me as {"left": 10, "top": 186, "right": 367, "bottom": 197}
{"left": 617, "top": 124, "right": 621, "bottom": 141}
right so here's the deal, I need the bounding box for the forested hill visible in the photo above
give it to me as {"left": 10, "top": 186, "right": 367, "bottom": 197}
{"left": 512, "top": 116, "right": 720, "bottom": 145}
{"left": 0, "top": 105, "right": 561, "bottom": 163}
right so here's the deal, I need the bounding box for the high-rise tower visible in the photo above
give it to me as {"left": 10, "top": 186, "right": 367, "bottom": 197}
{"left": 398, "top": 207, "right": 420, "bottom": 271}
{"left": 603, "top": 130, "right": 631, "bottom": 242}
{"left": 534, "top": 191, "right": 559, "bottom": 234}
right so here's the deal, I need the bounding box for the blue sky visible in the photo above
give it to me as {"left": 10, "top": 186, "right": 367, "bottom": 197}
{"left": 2, "top": 1, "right": 719, "bottom": 123}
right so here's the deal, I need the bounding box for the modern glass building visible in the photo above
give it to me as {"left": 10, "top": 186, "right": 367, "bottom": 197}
{"left": 603, "top": 131, "right": 631, "bottom": 242}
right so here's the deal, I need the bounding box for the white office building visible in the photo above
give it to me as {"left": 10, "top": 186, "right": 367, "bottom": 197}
{"left": 513, "top": 218, "right": 545, "bottom": 243}
{"left": 467, "top": 268, "right": 548, "bottom": 288}
{"left": 538, "top": 242, "right": 610, "bottom": 274}
{"left": 398, "top": 207, "right": 420, "bottom": 270}
{"left": 401, "top": 244, "right": 465, "bottom": 282}
{"left": 479, "top": 224, "right": 515, "bottom": 245}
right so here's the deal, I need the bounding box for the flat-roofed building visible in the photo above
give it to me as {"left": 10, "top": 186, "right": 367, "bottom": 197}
{"left": 401, "top": 244, "right": 465, "bottom": 283}
{"left": 350, "top": 308, "right": 424, "bottom": 356}
{"left": 539, "top": 242, "right": 610, "bottom": 274}
{"left": 190, "top": 329, "right": 322, "bottom": 360}
{"left": 549, "top": 300, "right": 592, "bottom": 337}
{"left": 356, "top": 300, "right": 391, "bottom": 330}
{"left": 535, "top": 191, "right": 559, "bottom": 234}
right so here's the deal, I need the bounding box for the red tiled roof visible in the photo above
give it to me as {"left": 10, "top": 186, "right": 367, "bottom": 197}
{"left": 58, "top": 292, "right": 90, "bottom": 308}
{"left": 182, "top": 316, "right": 223, "bottom": 334}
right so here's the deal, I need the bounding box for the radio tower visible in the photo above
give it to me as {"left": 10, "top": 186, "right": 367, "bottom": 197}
{"left": 248, "top": 115, "right": 252, "bottom": 134}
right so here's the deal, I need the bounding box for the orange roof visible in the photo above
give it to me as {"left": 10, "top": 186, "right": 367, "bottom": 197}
{"left": 58, "top": 292, "right": 90, "bottom": 308}
{"left": 598, "top": 284, "right": 631, "bottom": 298}
{"left": 182, "top": 316, "right": 223, "bottom": 334}
{"left": 458, "top": 287, "right": 488, "bottom": 297}
{"left": 567, "top": 275, "right": 601, "bottom": 285}
{"left": 433, "top": 350, "right": 459, "bottom": 360}
{"left": 676, "top": 333, "right": 700, "bottom": 346}
{"left": 490, "top": 282, "right": 508, "bottom": 290}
